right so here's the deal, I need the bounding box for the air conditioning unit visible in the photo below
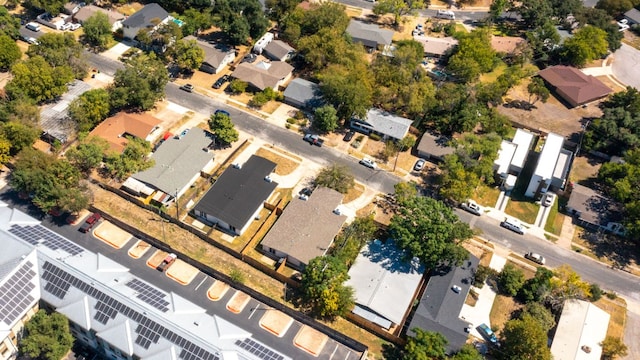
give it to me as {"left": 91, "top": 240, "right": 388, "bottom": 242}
{"left": 264, "top": 176, "right": 272, "bottom": 183}
{"left": 299, "top": 194, "right": 309, "bottom": 201}
{"left": 333, "top": 208, "right": 342, "bottom": 215}
{"left": 232, "top": 163, "right": 241, "bottom": 169}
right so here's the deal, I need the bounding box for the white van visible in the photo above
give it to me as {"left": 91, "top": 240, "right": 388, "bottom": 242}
{"left": 501, "top": 217, "right": 525, "bottom": 235}
{"left": 26, "top": 22, "right": 41, "bottom": 32}
{"left": 435, "top": 10, "right": 455, "bottom": 20}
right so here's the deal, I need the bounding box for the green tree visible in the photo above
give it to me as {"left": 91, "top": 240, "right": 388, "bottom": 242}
{"left": 19, "top": 310, "right": 73, "bottom": 360}
{"left": 2, "top": 98, "right": 41, "bottom": 126}
{"left": 439, "top": 154, "right": 480, "bottom": 202}
{"left": 561, "top": 25, "right": 609, "bottom": 67}
{"left": 26, "top": 0, "right": 65, "bottom": 15}
{"left": 516, "top": 0, "right": 554, "bottom": 29}
{"left": 499, "top": 314, "right": 552, "bottom": 360}
{"left": 83, "top": 12, "right": 113, "bottom": 49}
{"left": 575, "top": 7, "right": 623, "bottom": 52}
{"left": 498, "top": 263, "right": 525, "bottom": 296}
{"left": 518, "top": 302, "right": 555, "bottom": 332}
{"left": 601, "top": 336, "right": 628, "bottom": 359}
{"left": 518, "top": 267, "right": 554, "bottom": 303}
{"left": 527, "top": 77, "right": 550, "bottom": 104}
{"left": 450, "top": 344, "right": 484, "bottom": 360}
{"left": 330, "top": 215, "right": 377, "bottom": 267}
{"left": 0, "top": 33, "right": 21, "bottom": 70}
{"left": 111, "top": 53, "right": 169, "bottom": 111}
{"left": 0, "top": 136, "right": 11, "bottom": 165}
{"left": 447, "top": 28, "right": 497, "bottom": 82}
{"left": 65, "top": 137, "right": 109, "bottom": 174}
{"left": 489, "top": 0, "right": 510, "bottom": 21}
{"left": 315, "top": 164, "right": 355, "bottom": 194}
{"left": 266, "top": 0, "right": 302, "bottom": 22}
{"left": 214, "top": 0, "right": 269, "bottom": 45}
{"left": 0, "top": 6, "right": 21, "bottom": 39}
{"left": 229, "top": 79, "right": 248, "bottom": 94}
{"left": 394, "top": 181, "right": 419, "bottom": 203}
{"left": 526, "top": 21, "right": 561, "bottom": 63}
{"left": 404, "top": 328, "right": 447, "bottom": 360}
{"left": 300, "top": 256, "right": 354, "bottom": 319}
{"left": 6, "top": 56, "right": 74, "bottom": 103}
{"left": 314, "top": 105, "right": 339, "bottom": 132}
{"left": 373, "top": 0, "right": 427, "bottom": 26}
{"left": 319, "top": 63, "right": 373, "bottom": 120}
{"left": 27, "top": 32, "right": 88, "bottom": 79}
{"left": 596, "top": 0, "right": 640, "bottom": 17}
{"left": 180, "top": 8, "right": 214, "bottom": 36}
{"left": 390, "top": 195, "right": 472, "bottom": 269}
{"left": 68, "top": 88, "right": 111, "bottom": 132}
{"left": 0, "top": 121, "right": 40, "bottom": 156}
{"left": 104, "top": 137, "right": 154, "bottom": 179}
{"left": 298, "top": 28, "right": 365, "bottom": 70}
{"left": 547, "top": 265, "right": 593, "bottom": 310}
{"left": 172, "top": 39, "right": 205, "bottom": 72}
{"left": 297, "top": 2, "right": 350, "bottom": 38}
{"left": 208, "top": 112, "right": 239, "bottom": 144}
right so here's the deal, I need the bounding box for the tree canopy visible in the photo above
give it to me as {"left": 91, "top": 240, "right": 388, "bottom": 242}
{"left": 314, "top": 164, "right": 355, "bottom": 194}
{"left": 560, "top": 25, "right": 609, "bottom": 67}
{"left": 104, "top": 137, "right": 154, "bottom": 180}
{"left": 19, "top": 310, "right": 74, "bottom": 360}
{"left": 319, "top": 63, "right": 373, "bottom": 120}
{"left": 313, "top": 105, "right": 339, "bottom": 132}
{"left": 208, "top": 112, "right": 239, "bottom": 144}
{"left": 26, "top": 32, "right": 88, "bottom": 79}
{"left": 498, "top": 263, "right": 526, "bottom": 296}
{"left": 300, "top": 256, "right": 354, "bottom": 319}
{"left": 172, "top": 39, "right": 205, "bottom": 72}
{"left": 0, "top": 32, "right": 21, "bottom": 70}
{"left": 68, "top": 88, "right": 111, "bottom": 132}
{"left": 403, "top": 328, "right": 448, "bottom": 360}
{"left": 373, "top": 0, "right": 427, "bottom": 26}
{"left": 5, "top": 56, "right": 74, "bottom": 103}
{"left": 65, "top": 137, "right": 109, "bottom": 174}
{"left": 389, "top": 195, "right": 472, "bottom": 269}
{"left": 330, "top": 215, "right": 377, "bottom": 267}
{"left": 499, "top": 314, "right": 552, "bottom": 360}
{"left": 82, "top": 12, "right": 113, "bottom": 49}
{"left": 0, "top": 6, "right": 21, "bottom": 39}
{"left": 447, "top": 28, "right": 498, "bottom": 83}
{"left": 0, "top": 121, "right": 40, "bottom": 156}
{"left": 110, "top": 53, "right": 169, "bottom": 111}
{"left": 213, "top": 0, "right": 269, "bottom": 45}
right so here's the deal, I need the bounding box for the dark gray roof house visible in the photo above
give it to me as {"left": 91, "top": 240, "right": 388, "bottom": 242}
{"left": 283, "top": 78, "right": 322, "bottom": 109}
{"left": 624, "top": 8, "right": 640, "bottom": 24}
{"left": 346, "top": 20, "right": 394, "bottom": 49}
{"left": 566, "top": 184, "right": 624, "bottom": 234}
{"left": 263, "top": 40, "right": 295, "bottom": 62}
{"left": 193, "top": 155, "right": 277, "bottom": 236}
{"left": 183, "top": 36, "right": 236, "bottom": 74}
{"left": 416, "top": 132, "right": 455, "bottom": 162}
{"left": 407, "top": 255, "right": 479, "bottom": 354}
{"left": 121, "top": 3, "right": 169, "bottom": 40}
{"left": 132, "top": 128, "right": 215, "bottom": 201}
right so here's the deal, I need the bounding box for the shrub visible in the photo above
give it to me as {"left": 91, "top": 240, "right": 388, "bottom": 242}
{"left": 497, "top": 263, "right": 525, "bottom": 296}
{"left": 230, "top": 269, "right": 245, "bottom": 284}
{"left": 295, "top": 110, "right": 305, "bottom": 120}
{"left": 356, "top": 135, "right": 364, "bottom": 142}
{"left": 229, "top": 79, "right": 248, "bottom": 94}
{"left": 474, "top": 265, "right": 497, "bottom": 288}
{"left": 249, "top": 92, "right": 269, "bottom": 108}
{"left": 589, "top": 283, "right": 603, "bottom": 302}
{"left": 286, "top": 117, "right": 297, "bottom": 124}
{"left": 606, "top": 291, "right": 618, "bottom": 300}
{"left": 369, "top": 133, "right": 381, "bottom": 141}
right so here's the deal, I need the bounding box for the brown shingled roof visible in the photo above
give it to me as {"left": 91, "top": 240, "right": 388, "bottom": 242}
{"left": 89, "top": 112, "right": 161, "bottom": 153}
{"left": 538, "top": 65, "right": 612, "bottom": 107}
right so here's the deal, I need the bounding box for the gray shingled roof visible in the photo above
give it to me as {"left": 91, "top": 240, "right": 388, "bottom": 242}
{"left": 232, "top": 61, "right": 293, "bottom": 91}
{"left": 355, "top": 109, "right": 413, "bottom": 140}
{"left": 283, "top": 78, "right": 322, "bottom": 108}
{"left": 193, "top": 155, "right": 277, "bottom": 231}
{"left": 260, "top": 187, "right": 346, "bottom": 265}
{"left": 416, "top": 132, "right": 455, "bottom": 159}
{"left": 346, "top": 20, "right": 394, "bottom": 48}
{"left": 567, "top": 184, "right": 622, "bottom": 227}
{"left": 121, "top": 3, "right": 168, "bottom": 28}
{"left": 264, "top": 40, "right": 295, "bottom": 60}
{"left": 408, "top": 255, "right": 479, "bottom": 354}
{"left": 183, "top": 36, "right": 234, "bottom": 68}
{"left": 624, "top": 8, "right": 640, "bottom": 24}
{"left": 132, "top": 128, "right": 214, "bottom": 195}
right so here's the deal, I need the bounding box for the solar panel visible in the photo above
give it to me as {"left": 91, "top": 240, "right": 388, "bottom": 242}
{"left": 0, "top": 261, "right": 37, "bottom": 326}
{"left": 41, "top": 262, "right": 221, "bottom": 360}
{"left": 9, "top": 224, "right": 84, "bottom": 255}
{"left": 126, "top": 279, "right": 170, "bottom": 313}
{"left": 235, "top": 339, "right": 285, "bottom": 360}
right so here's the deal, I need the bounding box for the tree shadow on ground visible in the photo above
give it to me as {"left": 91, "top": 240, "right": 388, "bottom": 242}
{"left": 576, "top": 227, "right": 640, "bottom": 270}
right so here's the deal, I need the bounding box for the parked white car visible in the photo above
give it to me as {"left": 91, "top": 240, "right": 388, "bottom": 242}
{"left": 542, "top": 192, "right": 556, "bottom": 207}
{"left": 359, "top": 158, "right": 377, "bottom": 169}
{"left": 525, "top": 252, "right": 546, "bottom": 265}
{"left": 461, "top": 200, "right": 482, "bottom": 216}
{"left": 500, "top": 217, "right": 525, "bottom": 235}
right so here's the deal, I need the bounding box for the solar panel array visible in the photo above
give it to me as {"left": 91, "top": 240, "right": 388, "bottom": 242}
{"left": 41, "top": 262, "right": 220, "bottom": 360}
{"left": 235, "top": 339, "right": 285, "bottom": 360}
{"left": 9, "top": 224, "right": 84, "bottom": 256}
{"left": 126, "top": 279, "right": 170, "bottom": 312}
{"left": 0, "top": 261, "right": 36, "bottom": 325}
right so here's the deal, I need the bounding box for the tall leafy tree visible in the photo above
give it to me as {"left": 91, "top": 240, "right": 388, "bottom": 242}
{"left": 0, "top": 6, "right": 21, "bottom": 39}
{"left": 489, "top": 0, "right": 510, "bottom": 21}
{"left": 499, "top": 314, "right": 552, "bottom": 360}
{"left": 560, "top": 25, "right": 609, "bottom": 67}
{"left": 596, "top": 0, "right": 640, "bottom": 17}
{"left": 319, "top": 63, "right": 373, "bottom": 120}
{"left": 575, "top": 7, "right": 623, "bottom": 52}
{"left": 0, "top": 121, "right": 40, "bottom": 156}
{"left": 180, "top": 8, "right": 214, "bottom": 36}
{"left": 104, "top": 137, "right": 154, "bottom": 179}
{"left": 266, "top": 0, "right": 302, "bottom": 22}
{"left": 598, "top": 148, "right": 640, "bottom": 237}
{"left": 110, "top": 53, "right": 169, "bottom": 111}
{"left": 0, "top": 33, "right": 21, "bottom": 70}
{"left": 172, "top": 39, "right": 205, "bottom": 72}
{"left": 447, "top": 28, "right": 497, "bottom": 83}
{"left": 208, "top": 112, "right": 239, "bottom": 144}
{"left": 515, "top": 0, "right": 554, "bottom": 29}
{"left": 526, "top": 21, "right": 561, "bottom": 64}
{"left": 65, "top": 137, "right": 109, "bottom": 174}
{"left": 26, "top": 0, "right": 65, "bottom": 15}
{"left": 0, "top": 136, "right": 11, "bottom": 165}
{"left": 213, "top": 0, "right": 269, "bottom": 45}
{"left": 19, "top": 310, "right": 74, "bottom": 360}
{"left": 314, "top": 164, "right": 355, "bottom": 194}
{"left": 450, "top": 344, "right": 484, "bottom": 360}
{"left": 389, "top": 195, "right": 472, "bottom": 269}
{"left": 373, "top": 0, "right": 427, "bottom": 26}
{"left": 518, "top": 267, "right": 554, "bottom": 303}
{"left": 330, "top": 215, "right": 377, "bottom": 267}
{"left": 313, "top": 105, "right": 339, "bottom": 132}
{"left": 517, "top": 302, "right": 556, "bottom": 332}
{"left": 404, "top": 329, "right": 448, "bottom": 360}
{"left": 527, "top": 77, "right": 550, "bottom": 104}
{"left": 68, "top": 88, "right": 111, "bottom": 132}
{"left": 300, "top": 256, "right": 354, "bottom": 319}
{"left": 26, "top": 32, "right": 88, "bottom": 79}
{"left": 498, "top": 263, "right": 525, "bottom": 296}
{"left": 6, "top": 56, "right": 74, "bottom": 103}
{"left": 82, "top": 12, "right": 113, "bottom": 49}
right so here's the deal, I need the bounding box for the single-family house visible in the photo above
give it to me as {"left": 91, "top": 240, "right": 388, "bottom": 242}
{"left": 63, "top": 1, "right": 83, "bottom": 15}
{"left": 416, "top": 132, "right": 454, "bottom": 162}
{"left": 193, "top": 156, "right": 277, "bottom": 236}
{"left": 130, "top": 128, "right": 215, "bottom": 204}
{"left": 183, "top": 36, "right": 235, "bottom": 74}
{"left": 494, "top": 140, "right": 517, "bottom": 179}
{"left": 624, "top": 8, "right": 640, "bottom": 25}
{"left": 350, "top": 109, "right": 413, "bottom": 142}
{"left": 121, "top": 3, "right": 170, "bottom": 40}
{"left": 525, "top": 133, "right": 572, "bottom": 198}
{"left": 231, "top": 61, "right": 294, "bottom": 91}
{"left": 263, "top": 40, "right": 295, "bottom": 62}
{"left": 538, "top": 66, "right": 612, "bottom": 107}
{"left": 346, "top": 20, "right": 394, "bottom": 50}
{"left": 413, "top": 36, "right": 458, "bottom": 57}
{"left": 491, "top": 36, "right": 526, "bottom": 56}
{"left": 345, "top": 239, "right": 425, "bottom": 330}
{"left": 509, "top": 128, "right": 535, "bottom": 174}
{"left": 550, "top": 300, "right": 610, "bottom": 360}
{"left": 37, "top": 12, "right": 71, "bottom": 30}
{"left": 260, "top": 187, "right": 346, "bottom": 269}
{"left": 253, "top": 32, "right": 274, "bottom": 54}
{"left": 74, "top": 5, "right": 126, "bottom": 32}
{"left": 40, "top": 80, "right": 92, "bottom": 143}
{"left": 566, "top": 184, "right": 625, "bottom": 235}
{"left": 407, "top": 256, "right": 479, "bottom": 354}
{"left": 88, "top": 112, "right": 161, "bottom": 153}
{"left": 282, "top": 78, "right": 322, "bottom": 109}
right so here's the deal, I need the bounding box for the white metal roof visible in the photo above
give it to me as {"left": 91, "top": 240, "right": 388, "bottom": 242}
{"left": 510, "top": 128, "right": 535, "bottom": 169}
{"left": 494, "top": 140, "right": 517, "bottom": 176}
{"left": 533, "top": 133, "right": 564, "bottom": 179}
{"left": 551, "top": 300, "right": 610, "bottom": 360}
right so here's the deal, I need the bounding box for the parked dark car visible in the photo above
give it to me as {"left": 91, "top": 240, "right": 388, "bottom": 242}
{"left": 303, "top": 134, "right": 324, "bottom": 147}
{"left": 214, "top": 109, "right": 231, "bottom": 117}
{"left": 343, "top": 130, "right": 355, "bottom": 142}
{"left": 241, "top": 53, "right": 257, "bottom": 63}
{"left": 79, "top": 212, "right": 101, "bottom": 233}
{"left": 213, "top": 75, "right": 230, "bottom": 89}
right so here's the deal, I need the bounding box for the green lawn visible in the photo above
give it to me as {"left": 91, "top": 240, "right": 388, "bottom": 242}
{"left": 479, "top": 62, "right": 507, "bottom": 83}
{"left": 504, "top": 149, "right": 541, "bottom": 225}
{"left": 472, "top": 184, "right": 501, "bottom": 208}
{"left": 544, "top": 197, "right": 565, "bottom": 236}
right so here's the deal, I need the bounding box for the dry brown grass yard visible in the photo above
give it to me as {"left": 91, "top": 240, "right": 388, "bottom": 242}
{"left": 254, "top": 147, "right": 300, "bottom": 175}
{"left": 595, "top": 296, "right": 627, "bottom": 340}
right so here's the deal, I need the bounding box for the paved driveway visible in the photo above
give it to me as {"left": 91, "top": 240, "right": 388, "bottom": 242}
{"left": 612, "top": 43, "right": 640, "bottom": 90}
